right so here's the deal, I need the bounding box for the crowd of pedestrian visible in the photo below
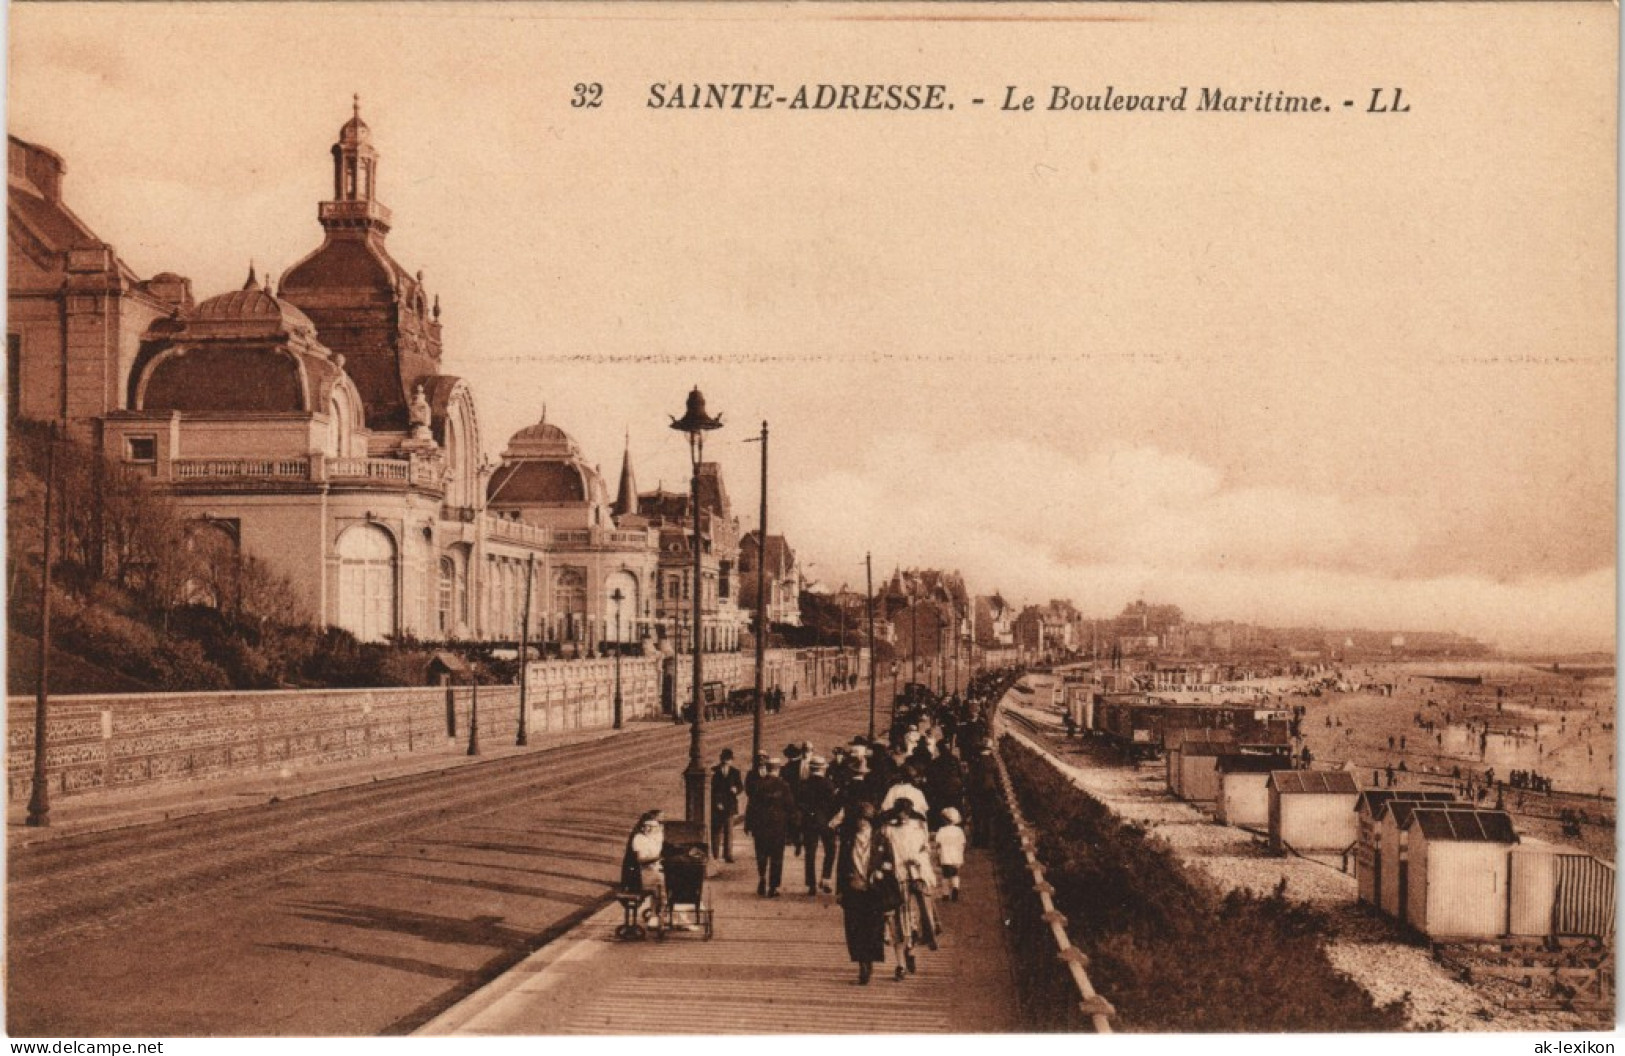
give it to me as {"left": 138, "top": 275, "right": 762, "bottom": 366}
{"left": 709, "top": 668, "right": 1013, "bottom": 982}
{"left": 624, "top": 666, "right": 1021, "bottom": 983}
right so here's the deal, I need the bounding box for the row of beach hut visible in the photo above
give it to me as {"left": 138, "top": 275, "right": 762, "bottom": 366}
{"left": 1157, "top": 729, "right": 1615, "bottom": 942}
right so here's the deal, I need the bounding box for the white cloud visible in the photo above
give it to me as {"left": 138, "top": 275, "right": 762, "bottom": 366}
{"left": 780, "top": 434, "right": 1614, "bottom": 651}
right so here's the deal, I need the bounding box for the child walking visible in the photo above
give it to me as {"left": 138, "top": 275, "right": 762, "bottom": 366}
{"left": 934, "top": 807, "right": 967, "bottom": 902}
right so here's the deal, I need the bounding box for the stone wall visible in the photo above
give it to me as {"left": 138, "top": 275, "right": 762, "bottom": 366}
{"left": 7, "top": 647, "right": 868, "bottom": 802}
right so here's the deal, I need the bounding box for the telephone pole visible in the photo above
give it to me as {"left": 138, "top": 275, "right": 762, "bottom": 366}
{"left": 746, "top": 420, "right": 768, "bottom": 761}
{"left": 866, "top": 552, "right": 876, "bottom": 740}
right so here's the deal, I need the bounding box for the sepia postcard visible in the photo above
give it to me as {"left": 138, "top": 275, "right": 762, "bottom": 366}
{"left": 3, "top": 0, "right": 1617, "bottom": 1049}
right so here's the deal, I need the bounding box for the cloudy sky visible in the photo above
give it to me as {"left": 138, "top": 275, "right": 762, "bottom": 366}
{"left": 9, "top": 3, "right": 1615, "bottom": 651}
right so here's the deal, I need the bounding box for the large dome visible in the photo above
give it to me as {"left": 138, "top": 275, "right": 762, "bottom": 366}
{"left": 488, "top": 417, "right": 611, "bottom": 508}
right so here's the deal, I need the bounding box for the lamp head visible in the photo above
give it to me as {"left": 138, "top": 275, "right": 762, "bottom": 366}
{"left": 669, "top": 386, "right": 723, "bottom": 436}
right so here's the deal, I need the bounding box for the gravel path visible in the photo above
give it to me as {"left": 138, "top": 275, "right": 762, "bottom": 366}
{"left": 1005, "top": 705, "right": 1609, "bottom": 1032}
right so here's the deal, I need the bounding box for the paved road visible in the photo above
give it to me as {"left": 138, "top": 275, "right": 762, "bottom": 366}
{"left": 7, "top": 692, "right": 881, "bottom": 1037}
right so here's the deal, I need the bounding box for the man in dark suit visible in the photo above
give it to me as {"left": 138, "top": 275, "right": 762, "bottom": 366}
{"left": 710, "top": 748, "right": 744, "bottom": 862}
{"left": 781, "top": 743, "right": 806, "bottom": 855}
{"left": 744, "top": 757, "right": 795, "bottom": 897}
{"left": 798, "top": 756, "right": 839, "bottom": 894}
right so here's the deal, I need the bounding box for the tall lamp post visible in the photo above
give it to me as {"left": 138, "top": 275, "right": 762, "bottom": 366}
{"left": 611, "top": 587, "right": 625, "bottom": 729}
{"left": 27, "top": 425, "right": 59, "bottom": 828}
{"left": 516, "top": 553, "right": 535, "bottom": 746}
{"left": 670, "top": 387, "right": 722, "bottom": 831}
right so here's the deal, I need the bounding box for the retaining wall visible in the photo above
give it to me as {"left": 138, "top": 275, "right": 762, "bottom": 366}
{"left": 8, "top": 647, "right": 867, "bottom": 801}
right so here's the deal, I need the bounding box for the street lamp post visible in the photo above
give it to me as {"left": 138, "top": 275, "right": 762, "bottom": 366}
{"left": 670, "top": 387, "right": 722, "bottom": 832}
{"left": 26, "top": 425, "right": 59, "bottom": 828}
{"left": 611, "top": 587, "right": 625, "bottom": 730}
{"left": 517, "top": 553, "right": 535, "bottom": 746}
{"left": 467, "top": 666, "right": 481, "bottom": 756}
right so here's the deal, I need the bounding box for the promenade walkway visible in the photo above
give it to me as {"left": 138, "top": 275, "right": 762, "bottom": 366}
{"left": 420, "top": 826, "right": 1020, "bottom": 1035}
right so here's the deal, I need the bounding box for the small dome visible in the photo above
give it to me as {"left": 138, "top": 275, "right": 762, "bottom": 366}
{"left": 339, "top": 97, "right": 370, "bottom": 146}
{"left": 191, "top": 287, "right": 318, "bottom": 335}
{"left": 505, "top": 419, "right": 582, "bottom": 460}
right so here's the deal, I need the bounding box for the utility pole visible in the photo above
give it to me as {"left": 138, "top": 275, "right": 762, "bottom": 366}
{"left": 746, "top": 421, "right": 768, "bottom": 762}
{"left": 866, "top": 552, "right": 876, "bottom": 740}
{"left": 26, "top": 425, "right": 58, "bottom": 828}
{"left": 910, "top": 591, "right": 918, "bottom": 689}
{"left": 516, "top": 553, "right": 535, "bottom": 746}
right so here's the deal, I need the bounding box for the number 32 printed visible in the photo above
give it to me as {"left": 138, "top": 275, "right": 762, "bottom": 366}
{"left": 572, "top": 83, "right": 603, "bottom": 108}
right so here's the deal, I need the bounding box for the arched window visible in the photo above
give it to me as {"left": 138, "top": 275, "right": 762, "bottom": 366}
{"left": 605, "top": 571, "right": 638, "bottom": 643}
{"left": 438, "top": 557, "right": 455, "bottom": 637}
{"left": 337, "top": 524, "right": 396, "bottom": 642}
{"left": 553, "top": 567, "right": 587, "bottom": 643}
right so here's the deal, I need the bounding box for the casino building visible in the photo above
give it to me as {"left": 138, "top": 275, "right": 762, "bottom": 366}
{"left": 7, "top": 105, "right": 747, "bottom": 654}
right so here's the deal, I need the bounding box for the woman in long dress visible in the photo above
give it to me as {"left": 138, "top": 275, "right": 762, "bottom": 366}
{"left": 835, "top": 801, "right": 887, "bottom": 984}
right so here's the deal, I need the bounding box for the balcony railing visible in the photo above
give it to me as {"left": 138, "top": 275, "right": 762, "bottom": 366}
{"left": 173, "top": 458, "right": 311, "bottom": 481}
{"left": 487, "top": 517, "right": 549, "bottom": 547}
{"left": 169, "top": 454, "right": 443, "bottom": 491}
{"left": 328, "top": 456, "right": 409, "bottom": 482}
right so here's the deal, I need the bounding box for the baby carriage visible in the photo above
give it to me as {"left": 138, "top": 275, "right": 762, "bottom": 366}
{"left": 655, "top": 820, "right": 714, "bottom": 940}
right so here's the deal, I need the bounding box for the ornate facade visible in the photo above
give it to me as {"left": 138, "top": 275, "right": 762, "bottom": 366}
{"left": 6, "top": 109, "right": 742, "bottom": 654}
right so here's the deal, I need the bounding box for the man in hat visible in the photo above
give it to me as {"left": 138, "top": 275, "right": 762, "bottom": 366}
{"left": 744, "top": 756, "right": 795, "bottom": 897}
{"left": 781, "top": 743, "right": 806, "bottom": 855}
{"left": 798, "top": 755, "right": 839, "bottom": 895}
{"left": 828, "top": 745, "right": 853, "bottom": 796}
{"left": 710, "top": 748, "right": 744, "bottom": 863}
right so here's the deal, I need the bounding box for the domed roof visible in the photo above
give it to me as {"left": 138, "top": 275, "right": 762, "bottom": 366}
{"left": 489, "top": 415, "right": 612, "bottom": 509}
{"left": 339, "top": 97, "right": 370, "bottom": 146}
{"left": 190, "top": 286, "right": 318, "bottom": 338}
{"left": 504, "top": 416, "right": 582, "bottom": 459}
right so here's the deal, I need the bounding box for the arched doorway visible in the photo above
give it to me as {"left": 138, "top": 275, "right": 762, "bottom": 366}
{"left": 337, "top": 524, "right": 397, "bottom": 642}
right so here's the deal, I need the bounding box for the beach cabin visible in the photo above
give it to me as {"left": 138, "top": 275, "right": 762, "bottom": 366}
{"left": 1509, "top": 840, "right": 1617, "bottom": 940}
{"left": 1402, "top": 808, "right": 1518, "bottom": 939}
{"left": 1169, "top": 740, "right": 1231, "bottom": 803}
{"left": 1354, "top": 790, "right": 1458, "bottom": 905}
{"left": 1375, "top": 799, "right": 1437, "bottom": 922}
{"left": 1267, "top": 769, "right": 1360, "bottom": 854}
{"left": 1216, "top": 752, "right": 1292, "bottom": 827}
{"left": 1064, "top": 685, "right": 1096, "bottom": 733}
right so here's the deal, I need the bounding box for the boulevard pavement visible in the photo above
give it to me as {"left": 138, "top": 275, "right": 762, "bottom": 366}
{"left": 419, "top": 825, "right": 1020, "bottom": 1035}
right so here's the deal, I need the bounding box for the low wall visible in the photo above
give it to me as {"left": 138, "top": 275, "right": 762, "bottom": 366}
{"left": 7, "top": 647, "right": 869, "bottom": 802}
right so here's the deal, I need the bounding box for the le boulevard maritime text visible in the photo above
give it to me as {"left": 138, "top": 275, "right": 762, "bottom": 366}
{"left": 632, "top": 83, "right": 1412, "bottom": 114}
